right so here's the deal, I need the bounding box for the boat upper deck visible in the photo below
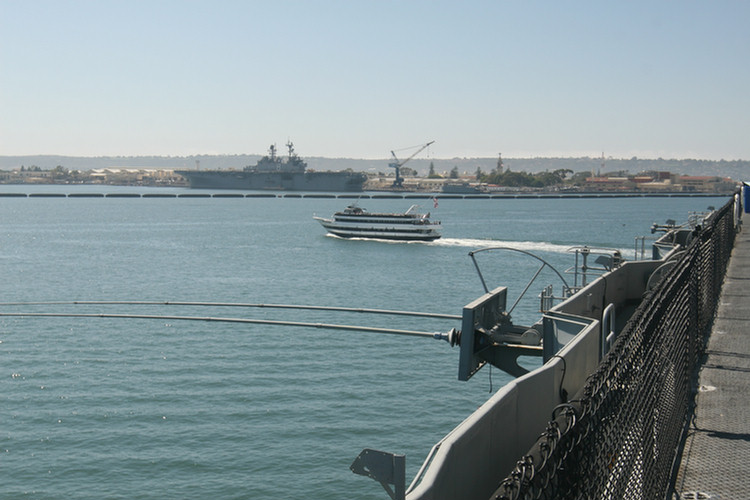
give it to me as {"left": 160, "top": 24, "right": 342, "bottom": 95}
{"left": 335, "top": 204, "right": 432, "bottom": 219}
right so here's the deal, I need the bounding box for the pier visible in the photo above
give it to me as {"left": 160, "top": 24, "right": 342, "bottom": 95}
{"left": 673, "top": 224, "right": 750, "bottom": 499}
{"left": 0, "top": 191, "right": 728, "bottom": 200}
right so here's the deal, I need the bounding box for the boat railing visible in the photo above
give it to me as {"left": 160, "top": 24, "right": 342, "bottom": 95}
{"left": 633, "top": 235, "right": 658, "bottom": 260}
{"left": 688, "top": 209, "right": 715, "bottom": 227}
{"left": 539, "top": 283, "right": 570, "bottom": 313}
{"left": 564, "top": 246, "right": 624, "bottom": 289}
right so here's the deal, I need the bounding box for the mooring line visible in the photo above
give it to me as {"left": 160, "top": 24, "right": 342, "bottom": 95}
{"left": 0, "top": 312, "right": 451, "bottom": 340}
{"left": 0, "top": 300, "right": 461, "bottom": 320}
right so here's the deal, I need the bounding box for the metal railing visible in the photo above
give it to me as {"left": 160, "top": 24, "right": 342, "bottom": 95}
{"left": 490, "top": 194, "right": 738, "bottom": 500}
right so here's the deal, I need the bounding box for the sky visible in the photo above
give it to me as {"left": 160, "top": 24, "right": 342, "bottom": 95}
{"left": 1, "top": 1, "right": 749, "bottom": 160}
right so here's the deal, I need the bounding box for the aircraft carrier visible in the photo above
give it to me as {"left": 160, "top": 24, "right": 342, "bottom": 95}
{"left": 176, "top": 142, "right": 366, "bottom": 192}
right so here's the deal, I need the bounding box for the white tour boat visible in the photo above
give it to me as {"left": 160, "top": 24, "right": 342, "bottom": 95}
{"left": 314, "top": 204, "right": 442, "bottom": 241}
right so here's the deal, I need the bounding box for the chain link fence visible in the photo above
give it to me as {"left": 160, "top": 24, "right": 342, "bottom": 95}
{"left": 490, "top": 195, "right": 737, "bottom": 500}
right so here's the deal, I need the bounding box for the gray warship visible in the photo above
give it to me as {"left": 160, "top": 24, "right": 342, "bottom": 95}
{"left": 176, "top": 142, "right": 367, "bottom": 192}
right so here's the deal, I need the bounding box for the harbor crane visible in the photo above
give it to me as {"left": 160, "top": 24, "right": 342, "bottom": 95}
{"left": 389, "top": 140, "right": 434, "bottom": 188}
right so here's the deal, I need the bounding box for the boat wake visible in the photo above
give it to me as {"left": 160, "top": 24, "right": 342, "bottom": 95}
{"left": 432, "top": 237, "right": 573, "bottom": 254}
{"left": 324, "top": 234, "right": 577, "bottom": 254}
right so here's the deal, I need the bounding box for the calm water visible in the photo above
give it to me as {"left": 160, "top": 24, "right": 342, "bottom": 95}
{"left": 0, "top": 187, "right": 725, "bottom": 499}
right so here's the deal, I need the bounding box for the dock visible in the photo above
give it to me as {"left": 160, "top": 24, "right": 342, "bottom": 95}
{"left": 674, "top": 224, "right": 750, "bottom": 499}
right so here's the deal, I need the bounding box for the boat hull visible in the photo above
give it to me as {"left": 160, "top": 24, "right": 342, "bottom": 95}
{"left": 176, "top": 170, "right": 367, "bottom": 192}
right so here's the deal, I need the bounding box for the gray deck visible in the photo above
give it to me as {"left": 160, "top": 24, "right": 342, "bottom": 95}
{"left": 673, "top": 226, "right": 750, "bottom": 499}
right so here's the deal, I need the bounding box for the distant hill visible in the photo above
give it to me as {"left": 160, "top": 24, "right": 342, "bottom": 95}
{"left": 1, "top": 155, "right": 747, "bottom": 181}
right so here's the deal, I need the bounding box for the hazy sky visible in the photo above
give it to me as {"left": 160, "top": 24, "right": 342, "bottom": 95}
{"left": 1, "top": 1, "right": 748, "bottom": 160}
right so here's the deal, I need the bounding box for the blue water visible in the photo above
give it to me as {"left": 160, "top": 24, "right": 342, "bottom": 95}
{"left": 0, "top": 187, "right": 725, "bottom": 499}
